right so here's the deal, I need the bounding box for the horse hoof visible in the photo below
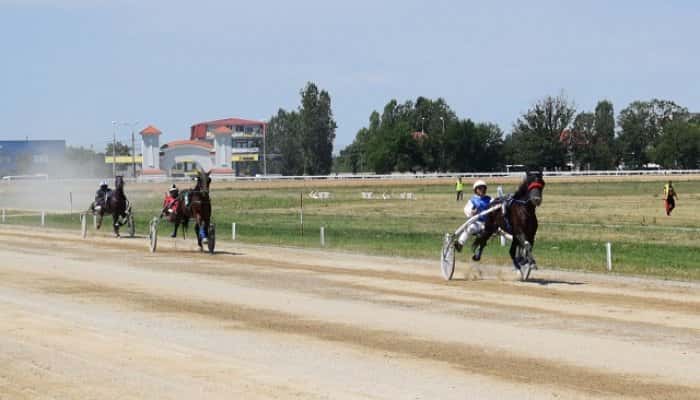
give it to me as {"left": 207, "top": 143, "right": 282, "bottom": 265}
{"left": 472, "top": 254, "right": 481, "bottom": 262}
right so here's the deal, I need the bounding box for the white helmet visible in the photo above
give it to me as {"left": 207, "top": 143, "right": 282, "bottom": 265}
{"left": 473, "top": 180, "right": 487, "bottom": 191}
{"left": 100, "top": 180, "right": 108, "bottom": 187}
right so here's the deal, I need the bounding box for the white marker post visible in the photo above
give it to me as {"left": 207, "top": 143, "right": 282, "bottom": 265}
{"left": 320, "top": 226, "right": 325, "bottom": 247}
{"left": 1, "top": 208, "right": 5, "bottom": 223}
{"left": 231, "top": 222, "right": 236, "bottom": 240}
{"left": 93, "top": 215, "right": 97, "bottom": 229}
{"left": 81, "top": 214, "right": 87, "bottom": 239}
{"left": 69, "top": 192, "right": 73, "bottom": 216}
{"left": 606, "top": 242, "right": 612, "bottom": 271}
{"left": 41, "top": 211, "right": 46, "bottom": 227}
{"left": 500, "top": 235, "right": 506, "bottom": 247}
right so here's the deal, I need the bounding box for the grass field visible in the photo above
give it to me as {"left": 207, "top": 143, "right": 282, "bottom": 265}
{"left": 2, "top": 176, "right": 699, "bottom": 280}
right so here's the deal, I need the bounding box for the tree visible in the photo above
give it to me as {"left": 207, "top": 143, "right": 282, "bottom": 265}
{"left": 299, "top": 82, "right": 337, "bottom": 175}
{"left": 266, "top": 109, "right": 303, "bottom": 175}
{"left": 509, "top": 94, "right": 576, "bottom": 170}
{"left": 105, "top": 141, "right": 131, "bottom": 156}
{"left": 655, "top": 120, "right": 700, "bottom": 169}
{"left": 338, "top": 96, "right": 494, "bottom": 174}
{"left": 592, "top": 100, "right": 616, "bottom": 169}
{"left": 265, "top": 82, "right": 337, "bottom": 175}
{"left": 568, "top": 112, "right": 596, "bottom": 168}
{"left": 617, "top": 99, "right": 688, "bottom": 169}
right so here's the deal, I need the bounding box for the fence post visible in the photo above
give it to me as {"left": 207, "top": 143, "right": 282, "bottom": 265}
{"left": 232, "top": 222, "right": 236, "bottom": 240}
{"left": 1, "top": 208, "right": 4, "bottom": 223}
{"left": 606, "top": 242, "right": 612, "bottom": 271}
{"left": 69, "top": 192, "right": 73, "bottom": 217}
{"left": 41, "top": 211, "right": 46, "bottom": 227}
{"left": 320, "top": 226, "right": 325, "bottom": 247}
{"left": 81, "top": 214, "right": 87, "bottom": 239}
{"left": 500, "top": 235, "right": 506, "bottom": 247}
{"left": 300, "top": 192, "right": 304, "bottom": 237}
{"left": 93, "top": 215, "right": 97, "bottom": 229}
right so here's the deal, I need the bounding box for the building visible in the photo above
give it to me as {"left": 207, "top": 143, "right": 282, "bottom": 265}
{"left": 0, "top": 140, "right": 65, "bottom": 177}
{"left": 190, "top": 117, "right": 266, "bottom": 176}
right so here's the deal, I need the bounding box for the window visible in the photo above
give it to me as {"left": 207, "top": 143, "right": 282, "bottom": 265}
{"left": 33, "top": 154, "right": 49, "bottom": 164}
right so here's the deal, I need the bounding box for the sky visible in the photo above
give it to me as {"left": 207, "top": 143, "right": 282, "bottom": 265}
{"left": 1, "top": 0, "right": 699, "bottom": 153}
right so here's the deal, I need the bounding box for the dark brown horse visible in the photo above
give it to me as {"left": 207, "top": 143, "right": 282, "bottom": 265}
{"left": 172, "top": 169, "right": 212, "bottom": 251}
{"left": 472, "top": 171, "right": 545, "bottom": 279}
{"left": 95, "top": 175, "right": 131, "bottom": 237}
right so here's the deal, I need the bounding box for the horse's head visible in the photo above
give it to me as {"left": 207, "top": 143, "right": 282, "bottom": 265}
{"left": 194, "top": 169, "right": 212, "bottom": 192}
{"left": 515, "top": 171, "right": 545, "bottom": 206}
{"left": 115, "top": 175, "right": 124, "bottom": 191}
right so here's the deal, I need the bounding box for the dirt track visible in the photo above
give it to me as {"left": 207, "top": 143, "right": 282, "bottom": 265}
{"left": 0, "top": 225, "right": 698, "bottom": 399}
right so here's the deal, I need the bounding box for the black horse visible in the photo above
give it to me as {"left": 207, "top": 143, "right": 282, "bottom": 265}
{"left": 94, "top": 175, "right": 131, "bottom": 237}
{"left": 472, "top": 171, "right": 545, "bottom": 279}
{"left": 172, "top": 169, "right": 213, "bottom": 251}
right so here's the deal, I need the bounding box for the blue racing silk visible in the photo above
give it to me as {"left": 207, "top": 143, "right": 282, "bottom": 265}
{"left": 470, "top": 194, "right": 492, "bottom": 221}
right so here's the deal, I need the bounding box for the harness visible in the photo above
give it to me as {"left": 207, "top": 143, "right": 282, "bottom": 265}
{"left": 500, "top": 196, "right": 530, "bottom": 235}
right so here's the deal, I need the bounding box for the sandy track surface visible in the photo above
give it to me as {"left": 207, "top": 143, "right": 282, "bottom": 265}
{"left": 0, "top": 225, "right": 698, "bottom": 399}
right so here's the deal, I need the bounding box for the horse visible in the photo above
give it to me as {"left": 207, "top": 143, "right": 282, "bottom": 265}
{"left": 95, "top": 175, "right": 131, "bottom": 237}
{"left": 172, "top": 169, "right": 212, "bottom": 251}
{"left": 471, "top": 171, "right": 545, "bottom": 280}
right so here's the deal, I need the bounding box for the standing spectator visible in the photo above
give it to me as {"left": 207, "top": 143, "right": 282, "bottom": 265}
{"left": 455, "top": 177, "right": 464, "bottom": 201}
{"left": 663, "top": 180, "right": 678, "bottom": 216}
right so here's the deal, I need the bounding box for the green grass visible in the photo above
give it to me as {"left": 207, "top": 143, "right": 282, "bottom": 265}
{"left": 2, "top": 177, "right": 699, "bottom": 280}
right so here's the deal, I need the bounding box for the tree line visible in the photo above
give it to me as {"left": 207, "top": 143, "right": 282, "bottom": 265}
{"left": 336, "top": 95, "right": 700, "bottom": 173}
{"left": 86, "top": 83, "right": 699, "bottom": 176}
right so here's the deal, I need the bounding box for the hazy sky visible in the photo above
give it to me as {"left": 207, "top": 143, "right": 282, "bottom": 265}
{"left": 1, "top": 0, "right": 698, "bottom": 152}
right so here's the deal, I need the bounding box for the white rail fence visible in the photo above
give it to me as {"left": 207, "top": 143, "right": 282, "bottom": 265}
{"left": 2, "top": 169, "right": 699, "bottom": 186}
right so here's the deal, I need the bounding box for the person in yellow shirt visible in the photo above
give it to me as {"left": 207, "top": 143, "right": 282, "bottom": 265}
{"left": 455, "top": 177, "right": 464, "bottom": 201}
{"left": 663, "top": 180, "right": 678, "bottom": 216}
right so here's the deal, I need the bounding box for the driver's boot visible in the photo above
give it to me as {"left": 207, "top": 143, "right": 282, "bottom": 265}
{"left": 454, "top": 230, "right": 468, "bottom": 252}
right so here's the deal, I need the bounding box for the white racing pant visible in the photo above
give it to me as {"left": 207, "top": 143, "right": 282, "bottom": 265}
{"left": 457, "top": 220, "right": 484, "bottom": 246}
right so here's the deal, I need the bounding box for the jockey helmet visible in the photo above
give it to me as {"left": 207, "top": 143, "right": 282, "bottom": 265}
{"left": 168, "top": 184, "right": 178, "bottom": 193}
{"left": 100, "top": 180, "right": 108, "bottom": 187}
{"left": 473, "top": 180, "right": 487, "bottom": 192}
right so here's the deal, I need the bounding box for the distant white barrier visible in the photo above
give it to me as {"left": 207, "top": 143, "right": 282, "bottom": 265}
{"left": 309, "top": 191, "right": 331, "bottom": 200}
{"left": 361, "top": 192, "right": 374, "bottom": 199}
{"left": 399, "top": 192, "right": 415, "bottom": 200}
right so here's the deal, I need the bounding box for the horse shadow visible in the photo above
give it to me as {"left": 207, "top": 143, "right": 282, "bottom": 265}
{"left": 524, "top": 278, "right": 584, "bottom": 286}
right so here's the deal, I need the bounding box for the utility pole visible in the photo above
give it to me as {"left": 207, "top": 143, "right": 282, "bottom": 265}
{"left": 111, "top": 121, "right": 117, "bottom": 179}
{"left": 131, "top": 128, "right": 136, "bottom": 178}
{"left": 262, "top": 123, "right": 267, "bottom": 176}
{"left": 440, "top": 116, "right": 446, "bottom": 171}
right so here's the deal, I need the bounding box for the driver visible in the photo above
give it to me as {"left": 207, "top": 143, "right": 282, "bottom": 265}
{"left": 455, "top": 179, "right": 491, "bottom": 252}
{"left": 162, "top": 184, "right": 179, "bottom": 217}
{"left": 91, "top": 180, "right": 111, "bottom": 211}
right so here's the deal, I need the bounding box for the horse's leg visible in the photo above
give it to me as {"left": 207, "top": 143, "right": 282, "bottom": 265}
{"left": 509, "top": 240, "right": 521, "bottom": 270}
{"left": 112, "top": 213, "right": 120, "bottom": 237}
{"left": 471, "top": 232, "right": 488, "bottom": 262}
{"left": 194, "top": 221, "right": 202, "bottom": 249}
{"left": 195, "top": 213, "right": 207, "bottom": 243}
{"left": 171, "top": 220, "right": 179, "bottom": 238}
